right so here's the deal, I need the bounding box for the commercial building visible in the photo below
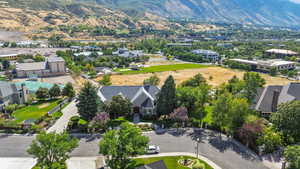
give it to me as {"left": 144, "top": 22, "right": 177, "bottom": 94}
{"left": 229, "top": 59, "right": 296, "bottom": 71}
{"left": 14, "top": 57, "right": 66, "bottom": 78}
{"left": 265, "top": 49, "right": 298, "bottom": 58}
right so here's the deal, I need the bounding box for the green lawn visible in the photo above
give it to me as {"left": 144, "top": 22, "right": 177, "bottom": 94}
{"left": 12, "top": 99, "right": 62, "bottom": 123}
{"left": 132, "top": 156, "right": 213, "bottom": 169}
{"left": 116, "top": 64, "right": 211, "bottom": 75}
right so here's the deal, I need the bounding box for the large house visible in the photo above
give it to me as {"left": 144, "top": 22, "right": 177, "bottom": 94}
{"left": 0, "top": 81, "right": 28, "bottom": 110}
{"left": 98, "top": 85, "right": 160, "bottom": 115}
{"left": 113, "top": 48, "right": 144, "bottom": 58}
{"left": 192, "top": 49, "right": 220, "bottom": 62}
{"left": 254, "top": 83, "right": 300, "bottom": 115}
{"left": 14, "top": 57, "right": 66, "bottom": 78}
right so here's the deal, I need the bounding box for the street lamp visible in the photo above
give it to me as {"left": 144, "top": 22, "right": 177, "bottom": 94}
{"left": 196, "top": 138, "right": 200, "bottom": 158}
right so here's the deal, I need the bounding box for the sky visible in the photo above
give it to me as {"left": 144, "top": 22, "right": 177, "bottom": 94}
{"left": 290, "top": 0, "right": 300, "bottom": 3}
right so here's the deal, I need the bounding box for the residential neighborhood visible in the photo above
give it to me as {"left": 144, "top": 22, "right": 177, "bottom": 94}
{"left": 1, "top": 1, "right": 300, "bottom": 169}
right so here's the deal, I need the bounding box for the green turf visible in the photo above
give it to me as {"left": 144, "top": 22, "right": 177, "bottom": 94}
{"left": 116, "top": 64, "right": 211, "bottom": 75}
{"left": 133, "top": 156, "right": 213, "bottom": 169}
{"left": 12, "top": 99, "right": 61, "bottom": 123}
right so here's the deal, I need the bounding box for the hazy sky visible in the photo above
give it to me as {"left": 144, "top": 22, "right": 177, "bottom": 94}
{"left": 290, "top": 0, "right": 300, "bottom": 3}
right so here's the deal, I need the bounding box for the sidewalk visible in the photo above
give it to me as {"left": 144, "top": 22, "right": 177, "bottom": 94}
{"left": 1, "top": 157, "right": 105, "bottom": 169}
{"left": 137, "top": 152, "right": 222, "bottom": 169}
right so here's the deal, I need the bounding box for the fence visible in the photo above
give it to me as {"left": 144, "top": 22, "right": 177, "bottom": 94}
{"left": 47, "top": 98, "right": 70, "bottom": 115}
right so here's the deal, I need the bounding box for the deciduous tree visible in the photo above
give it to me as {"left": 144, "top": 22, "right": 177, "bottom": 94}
{"left": 99, "top": 122, "right": 149, "bottom": 169}
{"left": 27, "top": 132, "right": 78, "bottom": 168}
{"left": 105, "top": 95, "right": 132, "bottom": 119}
{"left": 49, "top": 84, "right": 61, "bottom": 98}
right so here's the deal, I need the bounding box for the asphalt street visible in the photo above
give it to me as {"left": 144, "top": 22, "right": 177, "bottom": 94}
{"left": 0, "top": 129, "right": 269, "bottom": 169}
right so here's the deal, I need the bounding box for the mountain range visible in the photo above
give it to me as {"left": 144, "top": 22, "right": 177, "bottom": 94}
{"left": 1, "top": 0, "right": 300, "bottom": 33}
{"left": 94, "top": 0, "right": 300, "bottom": 27}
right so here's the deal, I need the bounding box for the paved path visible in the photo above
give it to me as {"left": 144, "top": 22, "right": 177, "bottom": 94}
{"left": 47, "top": 100, "right": 78, "bottom": 133}
{"left": 0, "top": 129, "right": 271, "bottom": 169}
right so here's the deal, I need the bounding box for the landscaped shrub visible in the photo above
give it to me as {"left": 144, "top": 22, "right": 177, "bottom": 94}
{"left": 192, "top": 160, "right": 205, "bottom": 169}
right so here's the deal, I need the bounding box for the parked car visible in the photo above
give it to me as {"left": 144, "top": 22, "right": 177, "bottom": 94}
{"left": 147, "top": 145, "right": 160, "bottom": 154}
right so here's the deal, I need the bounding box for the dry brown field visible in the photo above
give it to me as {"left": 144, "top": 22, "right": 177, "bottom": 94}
{"left": 98, "top": 67, "right": 296, "bottom": 87}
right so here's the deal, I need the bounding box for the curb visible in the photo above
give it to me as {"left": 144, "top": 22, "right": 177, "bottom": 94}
{"left": 136, "top": 152, "right": 222, "bottom": 169}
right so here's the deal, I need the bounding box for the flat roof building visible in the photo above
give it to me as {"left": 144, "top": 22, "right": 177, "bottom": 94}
{"left": 15, "top": 57, "right": 66, "bottom": 78}
{"left": 230, "top": 59, "right": 296, "bottom": 71}
{"left": 265, "top": 49, "right": 298, "bottom": 58}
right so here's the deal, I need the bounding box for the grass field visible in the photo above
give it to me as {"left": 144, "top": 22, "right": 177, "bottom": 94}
{"left": 133, "top": 156, "right": 213, "bottom": 169}
{"left": 116, "top": 64, "right": 211, "bottom": 75}
{"left": 12, "top": 99, "right": 61, "bottom": 123}
{"left": 103, "top": 67, "right": 295, "bottom": 87}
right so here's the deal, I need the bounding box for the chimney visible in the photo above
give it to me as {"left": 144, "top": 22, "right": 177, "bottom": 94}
{"left": 271, "top": 90, "right": 280, "bottom": 112}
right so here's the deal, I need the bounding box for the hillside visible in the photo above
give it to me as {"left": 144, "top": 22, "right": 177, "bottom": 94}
{"left": 95, "top": 0, "right": 300, "bottom": 27}
{"left": 0, "top": 0, "right": 218, "bottom": 39}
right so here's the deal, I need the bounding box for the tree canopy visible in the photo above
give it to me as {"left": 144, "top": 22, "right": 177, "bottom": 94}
{"left": 27, "top": 132, "right": 78, "bottom": 168}
{"left": 99, "top": 122, "right": 149, "bottom": 169}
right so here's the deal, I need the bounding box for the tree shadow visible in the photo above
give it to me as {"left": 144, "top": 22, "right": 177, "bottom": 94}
{"left": 167, "top": 128, "right": 187, "bottom": 137}
{"left": 186, "top": 129, "right": 260, "bottom": 161}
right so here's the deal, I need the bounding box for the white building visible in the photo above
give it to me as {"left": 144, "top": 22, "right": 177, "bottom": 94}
{"left": 192, "top": 49, "right": 220, "bottom": 62}
{"left": 230, "top": 59, "right": 296, "bottom": 71}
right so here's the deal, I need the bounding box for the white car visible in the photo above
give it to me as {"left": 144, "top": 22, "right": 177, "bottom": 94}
{"left": 147, "top": 145, "right": 160, "bottom": 154}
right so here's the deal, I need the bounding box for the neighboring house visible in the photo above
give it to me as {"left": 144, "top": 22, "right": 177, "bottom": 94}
{"left": 229, "top": 59, "right": 296, "bottom": 72}
{"left": 113, "top": 48, "right": 144, "bottom": 58}
{"left": 14, "top": 57, "right": 66, "bottom": 78}
{"left": 265, "top": 49, "right": 298, "bottom": 58}
{"left": 98, "top": 85, "right": 160, "bottom": 115}
{"left": 95, "top": 67, "right": 112, "bottom": 75}
{"left": 254, "top": 83, "right": 300, "bottom": 116}
{"left": 135, "top": 160, "right": 167, "bottom": 169}
{"left": 74, "top": 51, "right": 103, "bottom": 57}
{"left": 192, "top": 49, "right": 220, "bottom": 62}
{"left": 0, "top": 81, "right": 28, "bottom": 110}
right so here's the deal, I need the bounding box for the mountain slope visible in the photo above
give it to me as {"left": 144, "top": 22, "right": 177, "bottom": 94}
{"left": 94, "top": 0, "right": 300, "bottom": 27}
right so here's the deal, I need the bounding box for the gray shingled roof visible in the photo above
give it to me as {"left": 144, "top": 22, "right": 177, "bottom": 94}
{"left": 99, "top": 86, "right": 159, "bottom": 107}
{"left": 135, "top": 160, "right": 167, "bottom": 169}
{"left": 255, "top": 83, "right": 300, "bottom": 113}
{"left": 99, "top": 86, "right": 159, "bottom": 101}
{"left": 0, "top": 81, "right": 21, "bottom": 98}
{"left": 255, "top": 86, "right": 283, "bottom": 113}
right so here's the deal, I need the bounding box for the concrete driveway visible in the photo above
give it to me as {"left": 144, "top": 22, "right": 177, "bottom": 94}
{"left": 47, "top": 100, "right": 78, "bottom": 133}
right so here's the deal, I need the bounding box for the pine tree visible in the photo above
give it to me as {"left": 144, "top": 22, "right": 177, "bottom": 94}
{"left": 156, "top": 75, "right": 176, "bottom": 116}
{"left": 76, "top": 82, "right": 100, "bottom": 121}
